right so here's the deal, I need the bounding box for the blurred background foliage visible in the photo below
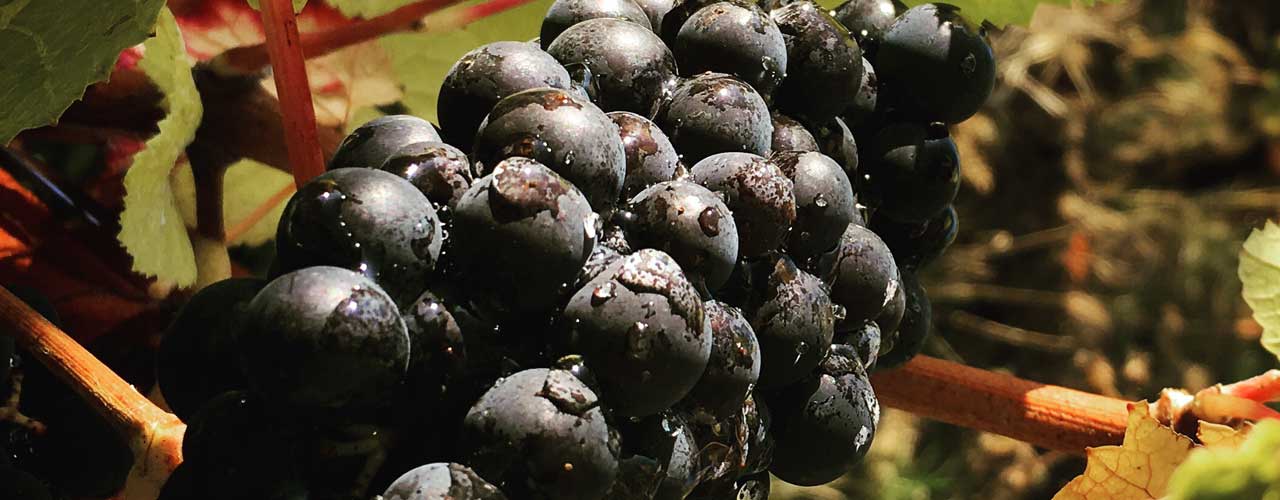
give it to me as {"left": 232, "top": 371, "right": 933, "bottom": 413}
{"left": 775, "top": 0, "right": 1280, "bottom": 498}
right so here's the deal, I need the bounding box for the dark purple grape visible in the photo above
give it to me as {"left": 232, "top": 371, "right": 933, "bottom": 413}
{"left": 632, "top": 0, "right": 676, "bottom": 29}
{"left": 328, "top": 115, "right": 442, "bottom": 170}
{"left": 869, "top": 204, "right": 959, "bottom": 269}
{"left": 562, "top": 250, "right": 711, "bottom": 416}
{"left": 685, "top": 394, "right": 772, "bottom": 487}
{"left": 876, "top": 3, "right": 995, "bottom": 123}
{"left": 844, "top": 57, "right": 879, "bottom": 128}
{"left": 810, "top": 116, "right": 860, "bottom": 176}
{"left": 831, "top": 0, "right": 896, "bottom": 45}
{"left": 673, "top": 2, "right": 787, "bottom": 98}
{"left": 654, "top": 72, "right": 773, "bottom": 164}
{"left": 382, "top": 463, "right": 507, "bottom": 500}
{"left": 380, "top": 141, "right": 472, "bottom": 211}
{"left": 770, "top": 1, "right": 864, "bottom": 124}
{"left": 658, "top": 0, "right": 755, "bottom": 45}
{"left": 746, "top": 255, "right": 835, "bottom": 388}
{"left": 180, "top": 391, "right": 306, "bottom": 498}
{"left": 461, "top": 368, "right": 618, "bottom": 499}
{"left": 681, "top": 300, "right": 760, "bottom": 418}
{"left": 451, "top": 157, "right": 597, "bottom": 315}
{"left": 874, "top": 278, "right": 905, "bottom": 345}
{"left": 157, "top": 277, "right": 264, "bottom": 421}
{"left": 816, "top": 224, "right": 900, "bottom": 325}
{"left": 240, "top": 266, "right": 410, "bottom": 422}
{"left": 275, "top": 168, "right": 443, "bottom": 306}
{"left": 547, "top": 19, "right": 678, "bottom": 115}
{"left": 771, "top": 150, "right": 859, "bottom": 259}
{"left": 689, "top": 152, "right": 796, "bottom": 257}
{"left": 437, "top": 42, "right": 572, "bottom": 151}
{"left": 876, "top": 270, "right": 930, "bottom": 369}
{"left": 541, "top": 0, "right": 653, "bottom": 48}
{"left": 860, "top": 121, "right": 959, "bottom": 223}
{"left": 613, "top": 413, "right": 700, "bottom": 499}
{"left": 837, "top": 320, "right": 881, "bottom": 371}
{"left": 770, "top": 113, "right": 818, "bottom": 153}
{"left": 608, "top": 111, "right": 681, "bottom": 199}
{"left": 623, "top": 180, "right": 739, "bottom": 293}
{"left": 767, "top": 345, "right": 877, "bottom": 486}
{"left": 578, "top": 239, "right": 625, "bottom": 289}
{"left": 401, "top": 290, "right": 467, "bottom": 402}
{"left": 472, "top": 87, "right": 627, "bottom": 210}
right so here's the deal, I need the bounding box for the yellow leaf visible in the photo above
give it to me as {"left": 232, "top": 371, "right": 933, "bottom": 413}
{"left": 117, "top": 7, "right": 203, "bottom": 287}
{"left": 1053, "top": 403, "right": 1194, "bottom": 500}
{"left": 1198, "top": 422, "right": 1250, "bottom": 449}
{"left": 262, "top": 38, "right": 402, "bottom": 127}
{"left": 170, "top": 159, "right": 292, "bottom": 247}
{"left": 221, "top": 159, "right": 294, "bottom": 247}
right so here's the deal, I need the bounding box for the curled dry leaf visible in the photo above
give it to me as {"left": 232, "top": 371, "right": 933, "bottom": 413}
{"left": 1052, "top": 402, "right": 1193, "bottom": 500}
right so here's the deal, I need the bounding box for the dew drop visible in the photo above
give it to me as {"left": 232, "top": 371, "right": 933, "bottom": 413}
{"left": 590, "top": 282, "right": 616, "bottom": 306}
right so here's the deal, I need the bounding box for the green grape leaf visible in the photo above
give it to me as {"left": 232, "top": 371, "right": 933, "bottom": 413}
{"left": 246, "top": 0, "right": 418, "bottom": 17}
{"left": 381, "top": 0, "right": 554, "bottom": 123}
{"left": 1239, "top": 221, "right": 1280, "bottom": 362}
{"left": 117, "top": 7, "right": 203, "bottom": 287}
{"left": 328, "top": 0, "right": 421, "bottom": 18}
{"left": 221, "top": 159, "right": 294, "bottom": 246}
{"left": 170, "top": 159, "right": 292, "bottom": 247}
{"left": 0, "top": 0, "right": 166, "bottom": 144}
{"left": 895, "top": 0, "right": 1118, "bottom": 28}
{"left": 1166, "top": 420, "right": 1280, "bottom": 500}
{"left": 244, "top": 0, "right": 309, "bottom": 13}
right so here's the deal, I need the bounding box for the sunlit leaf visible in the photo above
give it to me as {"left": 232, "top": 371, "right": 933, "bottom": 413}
{"left": 0, "top": 0, "right": 166, "bottom": 143}
{"left": 381, "top": 0, "right": 553, "bottom": 123}
{"left": 1052, "top": 403, "right": 1194, "bottom": 500}
{"left": 117, "top": 7, "right": 203, "bottom": 287}
{"left": 260, "top": 35, "right": 403, "bottom": 127}
{"left": 1197, "top": 422, "right": 1250, "bottom": 450}
{"left": 171, "top": 158, "right": 293, "bottom": 247}
{"left": 1239, "top": 220, "right": 1280, "bottom": 363}
{"left": 222, "top": 159, "right": 294, "bottom": 246}
{"left": 245, "top": 0, "right": 310, "bottom": 13}
{"left": 1166, "top": 420, "right": 1280, "bottom": 500}
{"left": 176, "top": 0, "right": 400, "bottom": 128}
{"left": 328, "top": 0, "right": 423, "bottom": 18}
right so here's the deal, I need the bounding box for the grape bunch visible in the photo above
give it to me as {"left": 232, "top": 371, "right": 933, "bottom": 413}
{"left": 154, "top": 0, "right": 992, "bottom": 497}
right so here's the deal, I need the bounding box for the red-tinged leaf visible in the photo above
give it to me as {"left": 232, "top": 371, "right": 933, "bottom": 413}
{"left": 174, "top": 0, "right": 400, "bottom": 127}
{"left": 0, "top": 164, "right": 154, "bottom": 344}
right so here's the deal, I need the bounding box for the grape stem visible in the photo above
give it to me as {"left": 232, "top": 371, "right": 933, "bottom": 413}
{"left": 258, "top": 0, "right": 326, "bottom": 187}
{"left": 871, "top": 355, "right": 1129, "bottom": 453}
{"left": 0, "top": 286, "right": 184, "bottom": 500}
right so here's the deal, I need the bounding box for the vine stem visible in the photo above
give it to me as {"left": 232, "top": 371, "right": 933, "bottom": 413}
{"left": 259, "top": 0, "right": 326, "bottom": 186}
{"left": 870, "top": 355, "right": 1129, "bottom": 453}
{"left": 0, "top": 286, "right": 183, "bottom": 500}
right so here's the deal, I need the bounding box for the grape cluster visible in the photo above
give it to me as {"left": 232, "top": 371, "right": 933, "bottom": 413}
{"left": 153, "top": 0, "right": 992, "bottom": 497}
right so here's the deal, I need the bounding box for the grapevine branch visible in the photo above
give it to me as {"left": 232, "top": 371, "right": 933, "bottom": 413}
{"left": 0, "top": 286, "right": 183, "bottom": 500}
{"left": 259, "top": 0, "right": 327, "bottom": 186}
{"left": 0, "top": 282, "right": 1131, "bottom": 469}
{"left": 870, "top": 355, "right": 1129, "bottom": 452}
